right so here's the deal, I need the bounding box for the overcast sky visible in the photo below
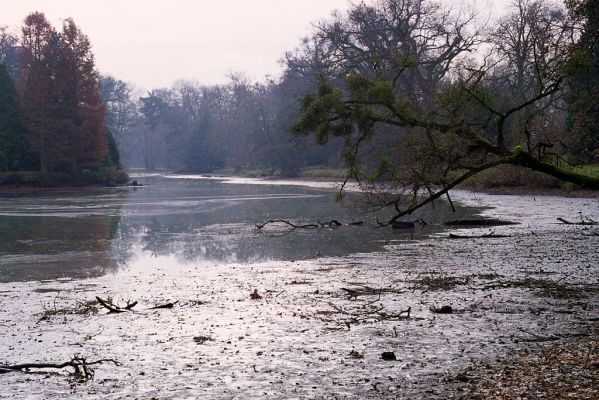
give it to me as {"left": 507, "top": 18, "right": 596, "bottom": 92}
{"left": 3, "top": 0, "right": 511, "bottom": 90}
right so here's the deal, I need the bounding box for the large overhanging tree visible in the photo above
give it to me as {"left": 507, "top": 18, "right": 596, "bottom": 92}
{"left": 292, "top": 0, "right": 599, "bottom": 225}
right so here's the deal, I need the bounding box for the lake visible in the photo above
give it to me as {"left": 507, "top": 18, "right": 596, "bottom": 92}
{"left": 0, "top": 176, "right": 597, "bottom": 399}
{"left": 0, "top": 174, "right": 471, "bottom": 282}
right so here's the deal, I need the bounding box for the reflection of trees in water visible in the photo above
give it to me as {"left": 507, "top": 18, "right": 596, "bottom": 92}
{"left": 0, "top": 214, "right": 123, "bottom": 282}
{"left": 112, "top": 179, "right": 486, "bottom": 267}
{"left": 125, "top": 202, "right": 479, "bottom": 265}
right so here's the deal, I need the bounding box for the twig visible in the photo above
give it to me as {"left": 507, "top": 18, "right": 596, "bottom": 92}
{"left": 150, "top": 301, "right": 179, "bottom": 309}
{"left": 0, "top": 356, "right": 120, "bottom": 380}
{"left": 96, "top": 297, "right": 137, "bottom": 313}
{"left": 255, "top": 219, "right": 320, "bottom": 230}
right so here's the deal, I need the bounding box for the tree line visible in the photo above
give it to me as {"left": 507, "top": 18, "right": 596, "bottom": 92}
{"left": 98, "top": 0, "right": 599, "bottom": 184}
{"left": 0, "top": 13, "right": 125, "bottom": 185}
{"left": 1, "top": 1, "right": 597, "bottom": 188}
{"left": 292, "top": 0, "right": 599, "bottom": 221}
{"left": 98, "top": 73, "right": 342, "bottom": 175}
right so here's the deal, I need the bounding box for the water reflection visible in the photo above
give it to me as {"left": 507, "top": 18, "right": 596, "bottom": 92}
{"left": 0, "top": 190, "right": 127, "bottom": 282}
{"left": 0, "top": 175, "right": 480, "bottom": 282}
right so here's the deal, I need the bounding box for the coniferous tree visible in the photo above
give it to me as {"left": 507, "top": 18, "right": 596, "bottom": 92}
{"left": 18, "top": 13, "right": 108, "bottom": 175}
{"left": 19, "top": 12, "right": 53, "bottom": 173}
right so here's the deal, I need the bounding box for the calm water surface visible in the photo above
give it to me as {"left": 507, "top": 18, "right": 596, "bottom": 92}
{"left": 0, "top": 175, "right": 474, "bottom": 282}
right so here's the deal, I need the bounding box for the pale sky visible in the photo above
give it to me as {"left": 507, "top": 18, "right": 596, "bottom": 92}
{"left": 2, "top": 0, "right": 512, "bottom": 90}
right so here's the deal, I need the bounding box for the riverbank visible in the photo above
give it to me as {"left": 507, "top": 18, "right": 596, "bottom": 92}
{"left": 206, "top": 164, "right": 599, "bottom": 198}
{"left": 0, "top": 184, "right": 596, "bottom": 399}
{"left": 0, "top": 168, "right": 129, "bottom": 191}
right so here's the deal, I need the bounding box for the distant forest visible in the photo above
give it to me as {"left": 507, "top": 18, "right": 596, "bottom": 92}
{"left": 0, "top": 0, "right": 598, "bottom": 184}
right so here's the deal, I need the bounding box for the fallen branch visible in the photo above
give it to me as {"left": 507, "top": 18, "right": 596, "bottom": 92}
{"left": 449, "top": 232, "right": 510, "bottom": 239}
{"left": 255, "top": 219, "right": 319, "bottom": 231}
{"left": 96, "top": 297, "right": 137, "bottom": 313}
{"left": 516, "top": 328, "right": 560, "bottom": 343}
{"left": 0, "top": 356, "right": 120, "bottom": 380}
{"left": 444, "top": 218, "right": 518, "bottom": 227}
{"left": 557, "top": 217, "right": 598, "bottom": 226}
{"left": 150, "top": 301, "right": 179, "bottom": 309}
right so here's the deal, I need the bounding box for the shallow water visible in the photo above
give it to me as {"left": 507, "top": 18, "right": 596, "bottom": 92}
{"left": 0, "top": 174, "right": 474, "bottom": 282}
{"left": 1, "top": 178, "right": 596, "bottom": 399}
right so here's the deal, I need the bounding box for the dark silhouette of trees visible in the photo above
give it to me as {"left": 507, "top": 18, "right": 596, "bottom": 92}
{"left": 293, "top": 0, "right": 599, "bottom": 224}
{"left": 0, "top": 27, "right": 19, "bottom": 78}
{"left": 566, "top": 0, "right": 599, "bottom": 160}
{"left": 3, "top": 12, "right": 114, "bottom": 182}
{"left": 0, "top": 63, "right": 23, "bottom": 171}
{"left": 18, "top": 12, "right": 54, "bottom": 173}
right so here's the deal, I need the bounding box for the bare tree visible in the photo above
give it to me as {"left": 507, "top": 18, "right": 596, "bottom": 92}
{"left": 293, "top": 0, "right": 599, "bottom": 225}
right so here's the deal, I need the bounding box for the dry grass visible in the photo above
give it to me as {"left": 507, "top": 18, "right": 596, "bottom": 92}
{"left": 458, "top": 336, "right": 599, "bottom": 399}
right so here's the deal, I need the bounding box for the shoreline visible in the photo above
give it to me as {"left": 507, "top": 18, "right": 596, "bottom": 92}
{"left": 0, "top": 176, "right": 597, "bottom": 398}
{"left": 2, "top": 172, "right": 597, "bottom": 200}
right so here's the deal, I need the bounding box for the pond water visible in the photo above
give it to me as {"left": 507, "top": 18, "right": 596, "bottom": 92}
{"left": 0, "top": 175, "right": 474, "bottom": 282}
{"left": 0, "top": 177, "right": 597, "bottom": 399}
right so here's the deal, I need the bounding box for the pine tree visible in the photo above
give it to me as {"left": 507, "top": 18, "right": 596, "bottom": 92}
{"left": 19, "top": 12, "right": 54, "bottom": 173}
{"left": 19, "top": 13, "right": 107, "bottom": 174}
{"left": 58, "top": 19, "right": 107, "bottom": 171}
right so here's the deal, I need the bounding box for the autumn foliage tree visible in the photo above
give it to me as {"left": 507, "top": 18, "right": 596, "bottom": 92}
{"left": 18, "top": 12, "right": 107, "bottom": 175}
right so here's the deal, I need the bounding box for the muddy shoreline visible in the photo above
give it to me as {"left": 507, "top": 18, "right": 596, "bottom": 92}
{"left": 0, "top": 187, "right": 597, "bottom": 399}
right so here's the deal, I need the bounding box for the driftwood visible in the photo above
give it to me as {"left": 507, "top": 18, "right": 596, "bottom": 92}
{"left": 150, "top": 301, "right": 179, "bottom": 309}
{"left": 557, "top": 217, "right": 598, "bottom": 226}
{"left": 444, "top": 218, "right": 518, "bottom": 227}
{"left": 391, "top": 218, "right": 427, "bottom": 229}
{"left": 449, "top": 232, "right": 510, "bottom": 239}
{"left": 256, "top": 218, "right": 362, "bottom": 232}
{"left": 0, "top": 356, "right": 119, "bottom": 380}
{"left": 96, "top": 297, "right": 177, "bottom": 313}
{"left": 96, "top": 297, "right": 137, "bottom": 313}
{"left": 318, "top": 302, "right": 412, "bottom": 326}
{"left": 255, "top": 219, "right": 319, "bottom": 231}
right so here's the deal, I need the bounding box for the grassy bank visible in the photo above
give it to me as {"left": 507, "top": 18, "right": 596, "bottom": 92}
{"left": 462, "top": 164, "right": 599, "bottom": 192}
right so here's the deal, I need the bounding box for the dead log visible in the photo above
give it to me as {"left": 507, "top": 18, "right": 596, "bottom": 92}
{"left": 449, "top": 232, "right": 510, "bottom": 239}
{"left": 0, "top": 356, "right": 119, "bottom": 380}
{"left": 557, "top": 217, "right": 598, "bottom": 225}
{"left": 255, "top": 219, "right": 319, "bottom": 231}
{"left": 444, "top": 218, "right": 518, "bottom": 227}
{"left": 96, "top": 297, "right": 137, "bottom": 313}
{"left": 150, "top": 301, "right": 179, "bottom": 309}
{"left": 391, "top": 218, "right": 427, "bottom": 229}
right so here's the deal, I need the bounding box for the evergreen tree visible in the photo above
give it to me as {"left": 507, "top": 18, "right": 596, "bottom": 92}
{"left": 104, "top": 128, "right": 121, "bottom": 168}
{"left": 18, "top": 13, "right": 108, "bottom": 175}
{"left": 19, "top": 12, "right": 53, "bottom": 173}
{"left": 0, "top": 63, "right": 23, "bottom": 171}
